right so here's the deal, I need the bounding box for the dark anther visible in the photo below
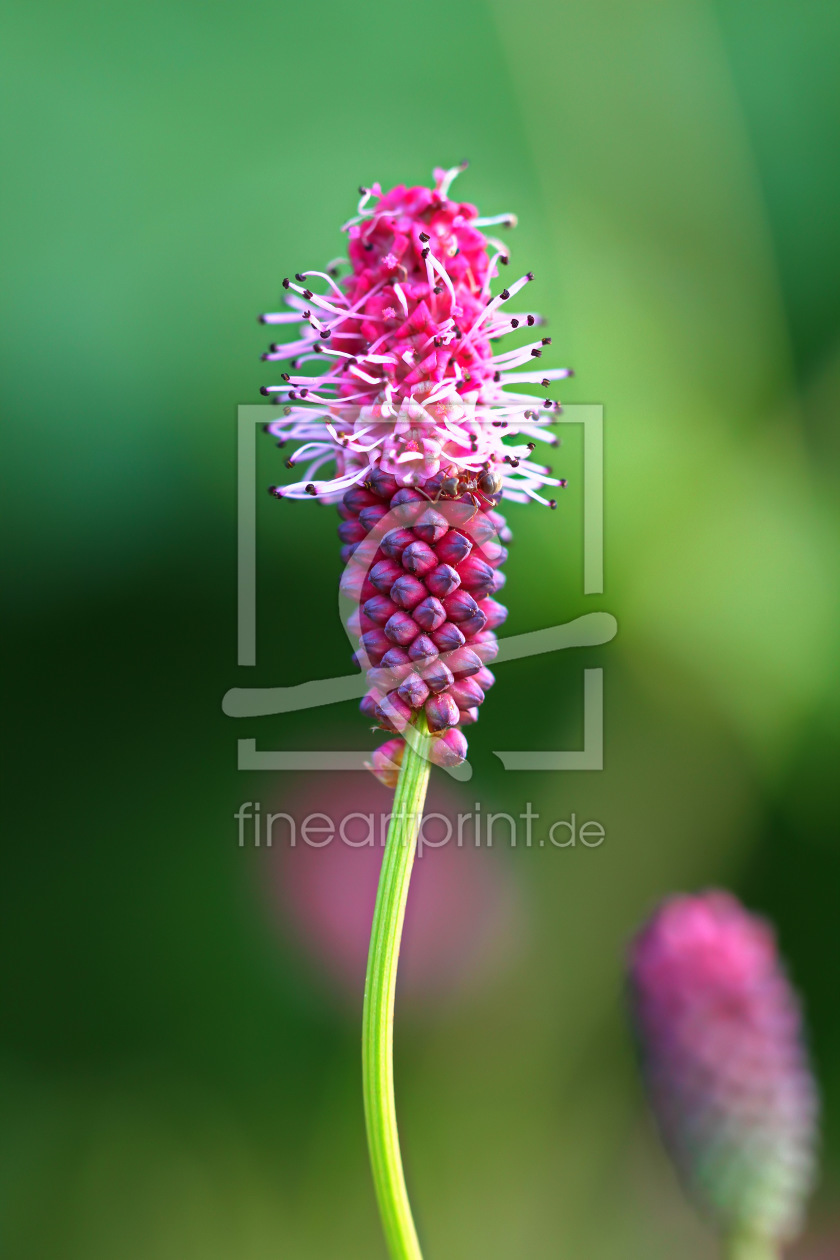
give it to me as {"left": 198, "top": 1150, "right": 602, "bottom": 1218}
{"left": 283, "top": 406, "right": 291, "bottom": 416}
{"left": 285, "top": 458, "right": 295, "bottom": 469}
{"left": 259, "top": 386, "right": 270, "bottom": 396}
{"left": 268, "top": 485, "right": 282, "bottom": 498}
{"left": 493, "top": 371, "right": 501, "bottom": 382}
{"left": 419, "top": 232, "right": 430, "bottom": 243}
{"left": 363, "top": 241, "right": 374, "bottom": 251}
{"left": 276, "top": 440, "right": 286, "bottom": 448}
{"left": 321, "top": 328, "right": 331, "bottom": 338}
{"left": 313, "top": 343, "right": 322, "bottom": 353}
{"left": 305, "top": 483, "right": 318, "bottom": 496}
{"left": 288, "top": 390, "right": 297, "bottom": 399}
{"left": 299, "top": 388, "right": 308, "bottom": 398}
{"left": 526, "top": 271, "right": 535, "bottom": 281}
{"left": 527, "top": 442, "right": 536, "bottom": 451}
{"left": 531, "top": 349, "right": 542, "bottom": 358}
{"left": 258, "top": 314, "right": 267, "bottom": 323}
{"left": 500, "top": 255, "right": 509, "bottom": 265}
{"left": 281, "top": 372, "right": 290, "bottom": 381}
{"left": 302, "top": 289, "right": 313, "bottom": 299}
{"left": 542, "top": 337, "right": 551, "bottom": 345}
{"left": 510, "top": 318, "right": 519, "bottom": 328}
{"left": 295, "top": 273, "right": 305, "bottom": 282}
{"left": 541, "top": 378, "right": 550, "bottom": 388}
{"left": 421, "top": 248, "right": 430, "bottom": 259}
{"left": 500, "top": 288, "right": 511, "bottom": 301}
{"left": 303, "top": 310, "right": 311, "bottom": 319}
{"left": 548, "top": 499, "right": 557, "bottom": 510}
{"left": 510, "top": 458, "right": 520, "bottom": 468}
{"left": 359, "top": 185, "right": 368, "bottom": 195}
{"left": 282, "top": 277, "right": 290, "bottom": 289}
{"left": 527, "top": 315, "right": 535, "bottom": 326}
{"left": 433, "top": 285, "right": 443, "bottom": 295}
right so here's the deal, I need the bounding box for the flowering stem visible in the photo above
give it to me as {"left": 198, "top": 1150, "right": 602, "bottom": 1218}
{"left": 724, "top": 1230, "right": 779, "bottom": 1260}
{"left": 362, "top": 716, "right": 431, "bottom": 1260}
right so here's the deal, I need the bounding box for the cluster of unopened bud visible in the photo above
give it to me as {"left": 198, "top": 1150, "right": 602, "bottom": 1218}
{"left": 339, "top": 464, "right": 510, "bottom": 770}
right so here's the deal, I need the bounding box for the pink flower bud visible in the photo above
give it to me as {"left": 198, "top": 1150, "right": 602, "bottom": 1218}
{"left": 443, "top": 590, "right": 479, "bottom": 623}
{"left": 363, "top": 595, "right": 399, "bottom": 626}
{"left": 457, "top": 555, "right": 495, "bottom": 595}
{"left": 402, "top": 539, "right": 438, "bottom": 576}
{"left": 435, "top": 531, "right": 473, "bottom": 567}
{"left": 413, "top": 508, "right": 449, "bottom": 544}
{"left": 426, "top": 564, "right": 461, "bottom": 598}
{"left": 407, "top": 634, "right": 439, "bottom": 666}
{"left": 343, "top": 486, "right": 379, "bottom": 513}
{"left": 380, "top": 527, "right": 416, "bottom": 560}
{"left": 338, "top": 519, "right": 367, "bottom": 545}
{"left": 360, "top": 628, "right": 389, "bottom": 664}
{"left": 374, "top": 691, "right": 412, "bottom": 733}
{"left": 389, "top": 573, "right": 427, "bottom": 610}
{"left": 458, "top": 608, "right": 488, "bottom": 639}
{"left": 449, "top": 677, "right": 485, "bottom": 710}
{"left": 367, "top": 737, "right": 405, "bottom": 788}
{"left": 425, "top": 692, "right": 460, "bottom": 732}
{"left": 428, "top": 727, "right": 468, "bottom": 767}
{"left": 470, "top": 630, "right": 499, "bottom": 663}
{"left": 384, "top": 611, "right": 420, "bottom": 647}
{"left": 398, "top": 674, "right": 430, "bottom": 709}
{"left": 413, "top": 596, "right": 447, "bottom": 632}
{"left": 477, "top": 597, "right": 508, "bottom": 630}
{"left": 445, "top": 646, "right": 482, "bottom": 679}
{"left": 422, "top": 660, "right": 455, "bottom": 694}
{"left": 367, "top": 467, "right": 399, "bottom": 500}
{"left": 474, "top": 665, "right": 496, "bottom": 691}
{"left": 374, "top": 647, "right": 412, "bottom": 688}
{"left": 360, "top": 688, "right": 382, "bottom": 720}
{"left": 358, "top": 503, "right": 388, "bottom": 531}
{"left": 369, "top": 558, "right": 403, "bottom": 595}
{"left": 432, "top": 621, "right": 465, "bottom": 653}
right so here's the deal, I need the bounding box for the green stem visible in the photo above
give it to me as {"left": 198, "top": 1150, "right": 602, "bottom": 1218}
{"left": 724, "top": 1229, "right": 779, "bottom": 1260}
{"left": 362, "top": 717, "right": 431, "bottom": 1260}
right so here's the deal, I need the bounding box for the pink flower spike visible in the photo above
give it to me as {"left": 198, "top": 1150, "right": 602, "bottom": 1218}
{"left": 261, "top": 166, "right": 572, "bottom": 771}
{"left": 628, "top": 891, "right": 819, "bottom": 1249}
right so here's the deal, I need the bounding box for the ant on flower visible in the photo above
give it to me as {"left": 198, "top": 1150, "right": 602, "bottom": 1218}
{"left": 426, "top": 466, "right": 504, "bottom": 511}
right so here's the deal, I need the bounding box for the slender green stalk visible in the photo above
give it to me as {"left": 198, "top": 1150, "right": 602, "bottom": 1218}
{"left": 724, "top": 1229, "right": 778, "bottom": 1260}
{"left": 362, "top": 717, "right": 431, "bottom": 1260}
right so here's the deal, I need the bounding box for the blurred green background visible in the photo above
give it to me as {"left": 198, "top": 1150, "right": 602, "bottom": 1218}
{"left": 2, "top": 0, "right": 839, "bottom": 1256}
